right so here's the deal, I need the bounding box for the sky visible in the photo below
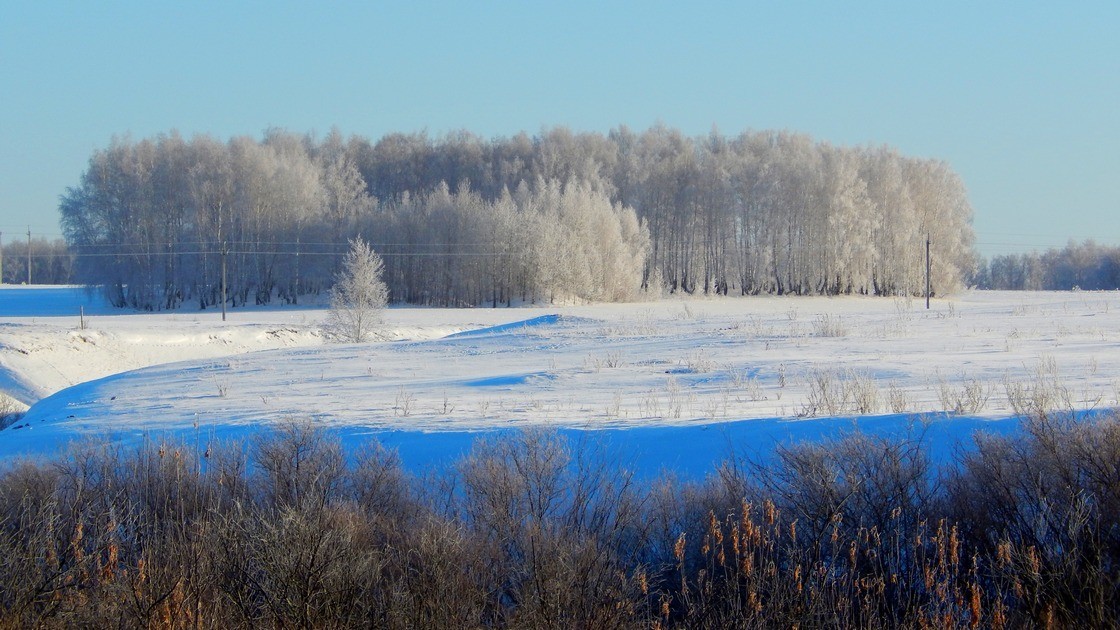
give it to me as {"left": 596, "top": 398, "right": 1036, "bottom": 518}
{"left": 1, "top": 1, "right": 1117, "bottom": 257}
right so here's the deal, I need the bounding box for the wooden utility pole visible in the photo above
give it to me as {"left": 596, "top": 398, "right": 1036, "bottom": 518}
{"left": 221, "top": 244, "right": 228, "bottom": 322}
{"left": 0, "top": 230, "right": 4, "bottom": 284}
{"left": 925, "top": 233, "right": 931, "bottom": 310}
{"left": 27, "top": 227, "right": 31, "bottom": 285}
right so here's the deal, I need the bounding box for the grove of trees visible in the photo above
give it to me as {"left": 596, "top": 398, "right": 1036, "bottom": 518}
{"left": 0, "top": 237, "right": 72, "bottom": 285}
{"left": 973, "top": 240, "right": 1120, "bottom": 290}
{"left": 59, "top": 126, "right": 977, "bottom": 310}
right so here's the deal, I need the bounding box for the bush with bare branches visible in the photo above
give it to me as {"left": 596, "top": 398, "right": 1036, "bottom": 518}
{"left": 1, "top": 412, "right": 1119, "bottom": 627}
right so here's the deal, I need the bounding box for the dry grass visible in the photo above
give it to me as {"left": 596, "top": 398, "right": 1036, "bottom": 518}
{"left": 811, "top": 313, "right": 848, "bottom": 337}
{"left": 800, "top": 368, "right": 880, "bottom": 417}
{"left": 936, "top": 375, "right": 990, "bottom": 414}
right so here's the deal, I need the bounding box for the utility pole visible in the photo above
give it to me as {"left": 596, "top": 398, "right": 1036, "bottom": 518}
{"left": 221, "top": 244, "right": 228, "bottom": 322}
{"left": 925, "top": 233, "right": 931, "bottom": 310}
{"left": 0, "top": 230, "right": 4, "bottom": 284}
{"left": 27, "top": 227, "right": 32, "bottom": 285}
{"left": 294, "top": 232, "right": 300, "bottom": 305}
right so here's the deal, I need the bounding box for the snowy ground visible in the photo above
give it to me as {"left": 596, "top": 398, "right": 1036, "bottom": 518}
{"left": 2, "top": 286, "right": 1118, "bottom": 473}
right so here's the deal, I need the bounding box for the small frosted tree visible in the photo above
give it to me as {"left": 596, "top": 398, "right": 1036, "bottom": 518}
{"left": 326, "top": 238, "right": 388, "bottom": 342}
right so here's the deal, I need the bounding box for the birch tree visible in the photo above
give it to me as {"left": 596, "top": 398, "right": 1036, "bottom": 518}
{"left": 325, "top": 238, "right": 388, "bottom": 342}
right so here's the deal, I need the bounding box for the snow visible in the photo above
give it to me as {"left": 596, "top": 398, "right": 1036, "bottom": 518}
{"left": 2, "top": 286, "right": 1118, "bottom": 477}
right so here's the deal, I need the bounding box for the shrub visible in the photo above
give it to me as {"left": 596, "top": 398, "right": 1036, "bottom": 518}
{"left": 1, "top": 412, "right": 1119, "bottom": 627}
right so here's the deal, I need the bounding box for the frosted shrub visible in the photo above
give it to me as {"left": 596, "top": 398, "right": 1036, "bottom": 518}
{"left": 685, "top": 350, "right": 716, "bottom": 373}
{"left": 394, "top": 387, "right": 415, "bottom": 417}
{"left": 729, "top": 369, "right": 766, "bottom": 402}
{"left": 588, "top": 350, "right": 625, "bottom": 371}
{"left": 887, "top": 381, "right": 912, "bottom": 413}
{"left": 1003, "top": 357, "right": 1074, "bottom": 419}
{"left": 937, "top": 376, "right": 990, "bottom": 414}
{"left": 812, "top": 314, "right": 847, "bottom": 337}
{"left": 665, "top": 377, "right": 684, "bottom": 419}
{"left": 801, "top": 369, "right": 880, "bottom": 417}
{"left": 801, "top": 368, "right": 848, "bottom": 417}
{"left": 846, "top": 371, "right": 880, "bottom": 414}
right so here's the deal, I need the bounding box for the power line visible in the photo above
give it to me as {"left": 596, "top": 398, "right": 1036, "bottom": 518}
{"left": 19, "top": 250, "right": 518, "bottom": 259}
{"left": 7, "top": 238, "right": 509, "bottom": 249}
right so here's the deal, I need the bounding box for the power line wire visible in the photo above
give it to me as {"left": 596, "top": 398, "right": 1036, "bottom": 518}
{"left": 17, "top": 250, "right": 517, "bottom": 259}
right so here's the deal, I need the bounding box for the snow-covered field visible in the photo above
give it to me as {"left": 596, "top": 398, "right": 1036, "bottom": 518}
{"left": 2, "top": 286, "right": 1118, "bottom": 474}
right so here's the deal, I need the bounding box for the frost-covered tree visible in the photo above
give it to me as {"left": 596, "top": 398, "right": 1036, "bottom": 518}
{"left": 325, "top": 238, "right": 388, "bottom": 342}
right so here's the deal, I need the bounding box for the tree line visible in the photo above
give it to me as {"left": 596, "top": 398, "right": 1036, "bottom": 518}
{"left": 0, "top": 237, "right": 72, "bottom": 285}
{"left": 973, "top": 240, "right": 1120, "bottom": 290}
{"left": 1, "top": 410, "right": 1118, "bottom": 627}
{"left": 59, "top": 126, "right": 976, "bottom": 310}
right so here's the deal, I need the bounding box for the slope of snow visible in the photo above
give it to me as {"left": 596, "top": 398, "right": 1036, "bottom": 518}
{"left": 0, "top": 287, "right": 516, "bottom": 406}
{"left": 2, "top": 287, "right": 1118, "bottom": 469}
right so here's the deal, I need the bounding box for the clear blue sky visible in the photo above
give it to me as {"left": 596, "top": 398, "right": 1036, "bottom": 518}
{"left": 2, "top": 1, "right": 1116, "bottom": 256}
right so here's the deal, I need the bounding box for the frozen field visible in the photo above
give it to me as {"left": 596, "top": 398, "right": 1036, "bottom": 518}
{"left": 1, "top": 286, "right": 1117, "bottom": 473}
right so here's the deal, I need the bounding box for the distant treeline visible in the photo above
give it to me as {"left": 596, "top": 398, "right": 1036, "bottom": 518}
{"left": 0, "top": 238, "right": 72, "bottom": 285}
{"left": 972, "top": 240, "right": 1120, "bottom": 290}
{"left": 60, "top": 127, "right": 977, "bottom": 310}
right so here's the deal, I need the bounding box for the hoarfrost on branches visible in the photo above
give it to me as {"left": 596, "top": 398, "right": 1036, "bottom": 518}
{"left": 325, "top": 238, "right": 388, "bottom": 342}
